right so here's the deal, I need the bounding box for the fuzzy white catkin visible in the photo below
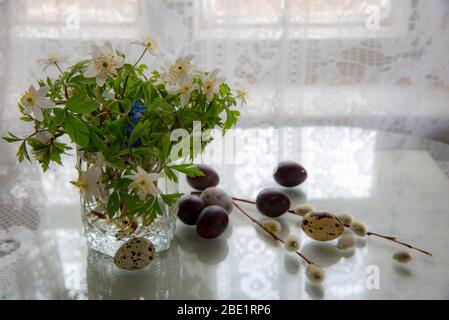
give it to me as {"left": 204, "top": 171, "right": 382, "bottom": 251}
{"left": 305, "top": 264, "right": 325, "bottom": 284}
{"left": 337, "top": 233, "right": 356, "bottom": 249}
{"left": 350, "top": 220, "right": 367, "bottom": 237}
{"left": 337, "top": 213, "right": 353, "bottom": 225}
{"left": 393, "top": 250, "right": 412, "bottom": 263}
{"left": 284, "top": 235, "right": 300, "bottom": 252}
{"left": 262, "top": 219, "right": 282, "bottom": 234}
{"left": 293, "top": 204, "right": 315, "bottom": 216}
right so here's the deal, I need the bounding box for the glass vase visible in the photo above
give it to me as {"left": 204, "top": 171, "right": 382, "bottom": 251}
{"left": 77, "top": 152, "right": 179, "bottom": 257}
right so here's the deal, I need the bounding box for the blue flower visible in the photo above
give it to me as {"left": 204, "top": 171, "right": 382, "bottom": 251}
{"left": 126, "top": 99, "right": 147, "bottom": 147}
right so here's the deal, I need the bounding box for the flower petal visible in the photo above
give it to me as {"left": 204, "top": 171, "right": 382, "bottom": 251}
{"left": 184, "top": 55, "right": 194, "bottom": 63}
{"left": 166, "top": 85, "right": 180, "bottom": 94}
{"left": 147, "top": 173, "right": 161, "bottom": 181}
{"left": 37, "top": 86, "right": 49, "bottom": 97}
{"left": 136, "top": 167, "right": 147, "bottom": 176}
{"left": 33, "top": 107, "right": 43, "bottom": 121}
{"left": 22, "top": 106, "right": 32, "bottom": 115}
{"left": 103, "top": 41, "right": 113, "bottom": 55}
{"left": 96, "top": 73, "right": 108, "bottom": 87}
{"left": 180, "top": 93, "right": 190, "bottom": 106}
{"left": 113, "top": 56, "right": 125, "bottom": 69}
{"left": 208, "top": 68, "right": 219, "bottom": 79}
{"left": 148, "top": 183, "right": 159, "bottom": 197}
{"left": 206, "top": 92, "right": 214, "bottom": 102}
{"left": 90, "top": 44, "right": 100, "bottom": 58}
{"left": 37, "top": 97, "right": 55, "bottom": 108}
{"left": 131, "top": 40, "right": 144, "bottom": 46}
{"left": 84, "top": 61, "right": 98, "bottom": 78}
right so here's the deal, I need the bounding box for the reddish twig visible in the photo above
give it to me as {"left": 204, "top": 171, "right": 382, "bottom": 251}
{"left": 90, "top": 210, "right": 106, "bottom": 219}
{"left": 227, "top": 195, "right": 433, "bottom": 257}
{"left": 365, "top": 229, "right": 433, "bottom": 257}
{"left": 232, "top": 200, "right": 315, "bottom": 265}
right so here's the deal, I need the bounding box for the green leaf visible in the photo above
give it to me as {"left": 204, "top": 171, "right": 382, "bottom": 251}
{"left": 67, "top": 75, "right": 96, "bottom": 86}
{"left": 66, "top": 95, "right": 99, "bottom": 114}
{"left": 115, "top": 49, "right": 126, "bottom": 59}
{"left": 17, "top": 141, "right": 31, "bottom": 163}
{"left": 53, "top": 141, "right": 72, "bottom": 152}
{"left": 53, "top": 108, "right": 65, "bottom": 123}
{"left": 108, "top": 178, "right": 132, "bottom": 190}
{"left": 89, "top": 128, "right": 103, "bottom": 150}
{"left": 120, "top": 192, "right": 141, "bottom": 211}
{"left": 41, "top": 148, "right": 51, "bottom": 171}
{"left": 106, "top": 192, "right": 120, "bottom": 218}
{"left": 168, "top": 164, "right": 205, "bottom": 177}
{"left": 161, "top": 133, "right": 171, "bottom": 160}
{"left": 161, "top": 193, "right": 184, "bottom": 206}
{"left": 20, "top": 115, "right": 34, "bottom": 122}
{"left": 2, "top": 132, "right": 22, "bottom": 143}
{"left": 150, "top": 197, "right": 163, "bottom": 216}
{"left": 129, "top": 120, "right": 150, "bottom": 146}
{"left": 64, "top": 113, "right": 90, "bottom": 147}
{"left": 224, "top": 109, "right": 240, "bottom": 131}
{"left": 164, "top": 166, "right": 178, "bottom": 183}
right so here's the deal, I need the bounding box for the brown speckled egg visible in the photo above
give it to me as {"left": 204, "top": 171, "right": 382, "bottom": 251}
{"left": 113, "top": 237, "right": 155, "bottom": 270}
{"left": 200, "top": 187, "right": 233, "bottom": 213}
{"left": 301, "top": 211, "right": 344, "bottom": 241}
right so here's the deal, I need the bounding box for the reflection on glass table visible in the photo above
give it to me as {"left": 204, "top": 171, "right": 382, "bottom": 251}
{"left": 1, "top": 126, "right": 449, "bottom": 299}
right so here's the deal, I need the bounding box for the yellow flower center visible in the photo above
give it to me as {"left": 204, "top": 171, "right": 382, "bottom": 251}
{"left": 95, "top": 55, "right": 113, "bottom": 73}
{"left": 74, "top": 180, "right": 89, "bottom": 193}
{"left": 21, "top": 90, "right": 37, "bottom": 107}
{"left": 170, "top": 61, "right": 188, "bottom": 80}
{"left": 142, "top": 36, "right": 158, "bottom": 52}
{"left": 132, "top": 176, "right": 150, "bottom": 192}
{"left": 47, "top": 53, "right": 59, "bottom": 64}
{"left": 239, "top": 89, "right": 248, "bottom": 99}
{"left": 203, "top": 82, "right": 213, "bottom": 92}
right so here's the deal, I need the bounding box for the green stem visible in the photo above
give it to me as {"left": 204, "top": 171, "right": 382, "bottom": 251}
{"left": 121, "top": 48, "right": 148, "bottom": 99}
{"left": 96, "top": 86, "right": 107, "bottom": 110}
{"left": 55, "top": 62, "right": 69, "bottom": 100}
{"left": 133, "top": 48, "right": 147, "bottom": 68}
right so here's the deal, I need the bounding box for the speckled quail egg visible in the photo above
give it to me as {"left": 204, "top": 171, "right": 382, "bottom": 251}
{"left": 301, "top": 211, "right": 344, "bottom": 241}
{"left": 200, "top": 186, "right": 233, "bottom": 213}
{"left": 113, "top": 237, "right": 155, "bottom": 270}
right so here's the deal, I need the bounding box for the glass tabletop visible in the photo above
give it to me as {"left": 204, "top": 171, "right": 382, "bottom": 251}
{"left": 1, "top": 126, "right": 449, "bottom": 299}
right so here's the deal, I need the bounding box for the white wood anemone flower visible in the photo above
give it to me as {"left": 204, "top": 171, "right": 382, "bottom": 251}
{"left": 131, "top": 35, "right": 158, "bottom": 54}
{"left": 200, "top": 69, "right": 225, "bottom": 102}
{"left": 166, "top": 77, "right": 199, "bottom": 106}
{"left": 20, "top": 86, "right": 55, "bottom": 121}
{"left": 126, "top": 167, "right": 161, "bottom": 200}
{"left": 84, "top": 41, "right": 125, "bottom": 87}
{"left": 74, "top": 168, "right": 102, "bottom": 201}
{"left": 37, "top": 52, "right": 69, "bottom": 71}
{"left": 162, "top": 55, "right": 199, "bottom": 84}
{"left": 236, "top": 88, "right": 249, "bottom": 105}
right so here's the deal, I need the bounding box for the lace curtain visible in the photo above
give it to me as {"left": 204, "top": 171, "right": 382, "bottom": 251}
{"left": 1, "top": 0, "right": 449, "bottom": 298}
{"left": 1, "top": 0, "right": 449, "bottom": 142}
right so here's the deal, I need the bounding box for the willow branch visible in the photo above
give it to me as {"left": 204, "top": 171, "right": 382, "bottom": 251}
{"left": 232, "top": 200, "right": 315, "bottom": 265}
{"left": 229, "top": 196, "right": 433, "bottom": 257}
